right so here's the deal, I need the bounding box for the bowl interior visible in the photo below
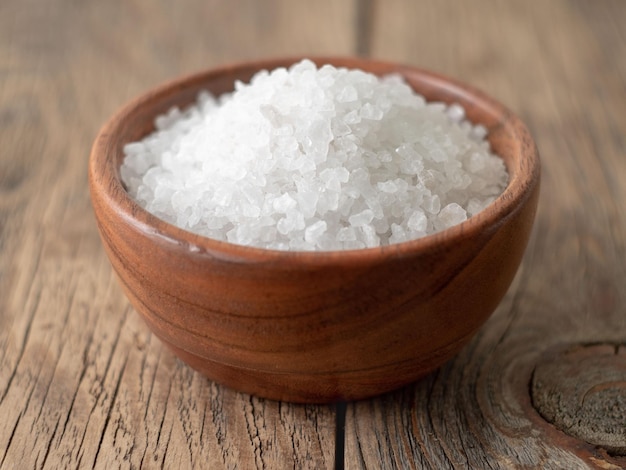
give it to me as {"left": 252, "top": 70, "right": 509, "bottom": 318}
{"left": 94, "top": 57, "right": 539, "bottom": 263}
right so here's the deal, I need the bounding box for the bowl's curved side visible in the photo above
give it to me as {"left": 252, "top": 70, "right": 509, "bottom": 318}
{"left": 89, "top": 174, "right": 539, "bottom": 403}
{"left": 89, "top": 57, "right": 540, "bottom": 403}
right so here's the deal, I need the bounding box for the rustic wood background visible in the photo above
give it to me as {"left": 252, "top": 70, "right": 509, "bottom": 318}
{"left": 1, "top": 0, "right": 624, "bottom": 468}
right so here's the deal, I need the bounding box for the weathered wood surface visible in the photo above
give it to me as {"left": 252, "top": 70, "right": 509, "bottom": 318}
{"left": 1, "top": 0, "right": 624, "bottom": 469}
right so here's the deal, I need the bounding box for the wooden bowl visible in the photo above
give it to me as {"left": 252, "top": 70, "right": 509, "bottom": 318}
{"left": 89, "top": 57, "right": 540, "bottom": 403}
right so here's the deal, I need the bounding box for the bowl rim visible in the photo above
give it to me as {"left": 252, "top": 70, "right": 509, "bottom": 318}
{"left": 89, "top": 56, "right": 540, "bottom": 267}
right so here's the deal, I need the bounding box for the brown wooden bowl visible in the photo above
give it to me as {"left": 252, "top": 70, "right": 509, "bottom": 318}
{"left": 89, "top": 57, "right": 540, "bottom": 403}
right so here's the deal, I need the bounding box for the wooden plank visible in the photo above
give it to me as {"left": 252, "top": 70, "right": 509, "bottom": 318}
{"left": 349, "top": 1, "right": 626, "bottom": 468}
{"left": 2, "top": 0, "right": 625, "bottom": 468}
{"left": 0, "top": 1, "right": 354, "bottom": 468}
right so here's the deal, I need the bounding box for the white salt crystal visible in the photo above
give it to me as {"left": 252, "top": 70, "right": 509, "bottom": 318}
{"left": 277, "top": 211, "right": 305, "bottom": 235}
{"left": 349, "top": 209, "right": 375, "bottom": 227}
{"left": 332, "top": 120, "right": 352, "bottom": 137}
{"left": 337, "top": 85, "right": 358, "bottom": 102}
{"left": 304, "top": 220, "right": 327, "bottom": 244}
{"left": 395, "top": 143, "right": 417, "bottom": 160}
{"left": 337, "top": 226, "right": 357, "bottom": 242}
{"left": 155, "top": 107, "right": 183, "bottom": 130}
{"left": 343, "top": 110, "right": 361, "bottom": 125}
{"left": 121, "top": 59, "right": 508, "bottom": 251}
{"left": 360, "top": 102, "right": 384, "bottom": 120}
{"left": 295, "top": 190, "right": 319, "bottom": 219}
{"left": 377, "top": 180, "right": 398, "bottom": 193}
{"left": 317, "top": 190, "right": 340, "bottom": 215}
{"left": 372, "top": 216, "right": 390, "bottom": 234}
{"left": 466, "top": 152, "right": 486, "bottom": 172}
{"left": 378, "top": 151, "right": 393, "bottom": 163}
{"left": 436, "top": 203, "right": 468, "bottom": 230}
{"left": 470, "top": 124, "right": 488, "bottom": 142}
{"left": 242, "top": 204, "right": 261, "bottom": 218}
{"left": 446, "top": 103, "right": 465, "bottom": 124}
{"left": 365, "top": 198, "right": 384, "bottom": 218}
{"left": 360, "top": 225, "right": 380, "bottom": 247}
{"left": 429, "top": 148, "right": 448, "bottom": 163}
{"left": 407, "top": 210, "right": 428, "bottom": 232}
{"left": 272, "top": 193, "right": 297, "bottom": 213}
{"left": 467, "top": 198, "right": 487, "bottom": 216}
{"left": 423, "top": 194, "right": 441, "bottom": 214}
{"left": 320, "top": 167, "right": 350, "bottom": 191}
{"left": 389, "top": 223, "right": 407, "bottom": 244}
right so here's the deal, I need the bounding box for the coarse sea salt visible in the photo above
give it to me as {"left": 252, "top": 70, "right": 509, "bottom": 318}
{"left": 121, "top": 59, "right": 508, "bottom": 251}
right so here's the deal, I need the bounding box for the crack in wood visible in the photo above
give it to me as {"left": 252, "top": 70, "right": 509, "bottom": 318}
{"left": 334, "top": 401, "right": 347, "bottom": 470}
{"left": 355, "top": 0, "right": 374, "bottom": 57}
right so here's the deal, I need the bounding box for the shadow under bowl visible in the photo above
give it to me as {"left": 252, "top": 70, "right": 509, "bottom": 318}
{"left": 89, "top": 57, "right": 540, "bottom": 403}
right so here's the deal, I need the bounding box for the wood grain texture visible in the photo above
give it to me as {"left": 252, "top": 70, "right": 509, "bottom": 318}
{"left": 531, "top": 343, "right": 626, "bottom": 455}
{"left": 345, "top": 1, "right": 626, "bottom": 468}
{"left": 1, "top": 0, "right": 625, "bottom": 469}
{"left": 0, "top": 1, "right": 350, "bottom": 468}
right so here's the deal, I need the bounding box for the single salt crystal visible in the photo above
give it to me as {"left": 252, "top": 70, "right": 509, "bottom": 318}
{"left": 320, "top": 167, "right": 350, "bottom": 191}
{"left": 436, "top": 203, "right": 467, "bottom": 230}
{"left": 295, "top": 190, "right": 319, "bottom": 219}
{"left": 372, "top": 215, "right": 389, "bottom": 234}
{"left": 377, "top": 180, "right": 398, "bottom": 193}
{"left": 343, "top": 110, "right": 361, "bottom": 125}
{"left": 470, "top": 124, "right": 488, "bottom": 142}
{"left": 349, "top": 209, "right": 375, "bottom": 227}
{"left": 273, "top": 193, "right": 297, "bottom": 213}
{"left": 418, "top": 169, "right": 438, "bottom": 190}
{"left": 360, "top": 225, "right": 380, "bottom": 247}
{"left": 422, "top": 194, "right": 441, "bottom": 214}
{"left": 304, "top": 220, "right": 327, "bottom": 244}
{"left": 446, "top": 103, "right": 465, "bottom": 124}
{"left": 121, "top": 59, "right": 508, "bottom": 251}
{"left": 277, "top": 211, "right": 305, "bottom": 234}
{"left": 407, "top": 210, "right": 428, "bottom": 232}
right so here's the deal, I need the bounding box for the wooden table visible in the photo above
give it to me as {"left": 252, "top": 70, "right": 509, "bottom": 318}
{"left": 1, "top": 1, "right": 625, "bottom": 468}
